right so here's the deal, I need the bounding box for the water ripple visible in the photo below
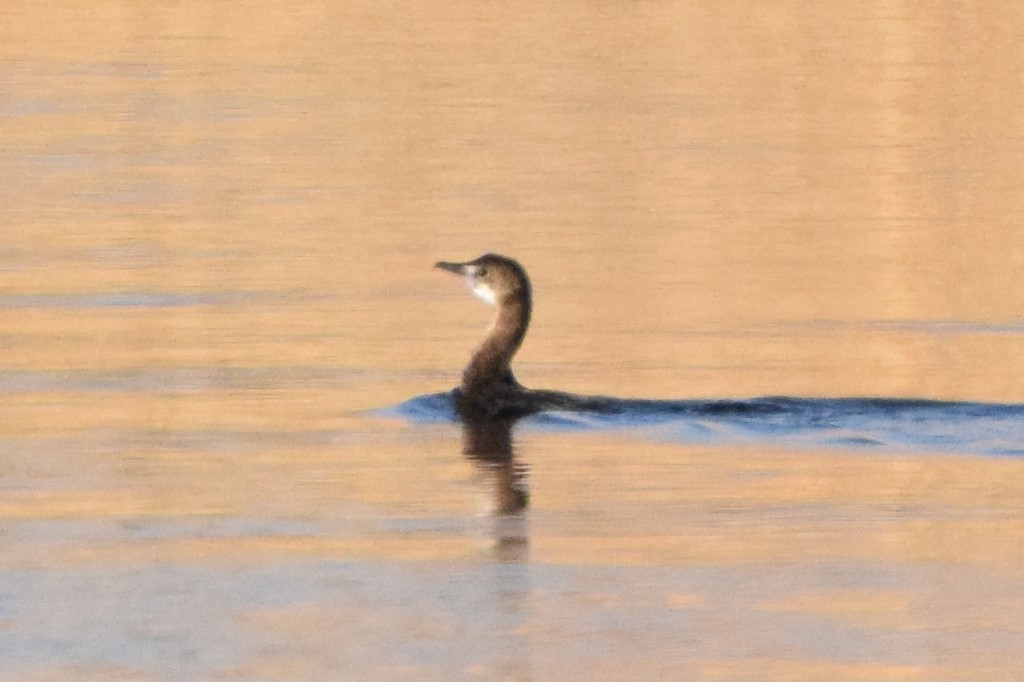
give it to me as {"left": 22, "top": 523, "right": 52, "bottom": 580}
{"left": 0, "top": 291, "right": 265, "bottom": 309}
{"left": 387, "top": 392, "right": 1024, "bottom": 457}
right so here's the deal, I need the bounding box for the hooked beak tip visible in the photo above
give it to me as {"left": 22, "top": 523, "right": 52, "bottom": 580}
{"left": 435, "top": 261, "right": 465, "bottom": 275}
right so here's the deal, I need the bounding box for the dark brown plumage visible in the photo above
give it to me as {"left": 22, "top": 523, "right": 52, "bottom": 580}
{"left": 435, "top": 254, "right": 611, "bottom": 418}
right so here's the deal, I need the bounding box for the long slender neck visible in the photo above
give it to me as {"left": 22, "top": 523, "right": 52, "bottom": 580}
{"left": 462, "top": 292, "right": 531, "bottom": 394}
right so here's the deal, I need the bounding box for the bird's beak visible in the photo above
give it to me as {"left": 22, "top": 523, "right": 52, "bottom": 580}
{"left": 435, "top": 260, "right": 468, "bottom": 275}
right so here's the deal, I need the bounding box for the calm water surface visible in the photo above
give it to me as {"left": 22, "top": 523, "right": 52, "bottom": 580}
{"left": 3, "top": 2, "right": 1024, "bottom": 680}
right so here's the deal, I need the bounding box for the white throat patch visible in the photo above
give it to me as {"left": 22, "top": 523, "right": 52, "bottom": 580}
{"left": 471, "top": 280, "right": 497, "bottom": 305}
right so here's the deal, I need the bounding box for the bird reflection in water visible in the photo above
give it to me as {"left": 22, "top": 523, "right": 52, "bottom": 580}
{"left": 460, "top": 414, "right": 530, "bottom": 557}
{"left": 462, "top": 415, "right": 529, "bottom": 514}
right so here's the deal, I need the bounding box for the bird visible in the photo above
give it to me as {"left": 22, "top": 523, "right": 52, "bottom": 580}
{"left": 435, "top": 253, "right": 610, "bottom": 419}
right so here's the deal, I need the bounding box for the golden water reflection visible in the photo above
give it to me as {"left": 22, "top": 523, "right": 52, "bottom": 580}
{"left": 3, "top": 0, "right": 1024, "bottom": 679}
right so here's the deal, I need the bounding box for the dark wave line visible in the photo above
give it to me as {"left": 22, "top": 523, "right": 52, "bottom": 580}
{"left": 384, "top": 391, "right": 1024, "bottom": 457}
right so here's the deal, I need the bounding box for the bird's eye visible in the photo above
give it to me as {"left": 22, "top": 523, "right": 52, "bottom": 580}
{"left": 477, "top": 267, "right": 488, "bottom": 278}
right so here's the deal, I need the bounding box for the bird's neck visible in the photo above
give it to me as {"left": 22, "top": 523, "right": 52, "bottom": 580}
{"left": 461, "top": 294, "right": 531, "bottom": 394}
